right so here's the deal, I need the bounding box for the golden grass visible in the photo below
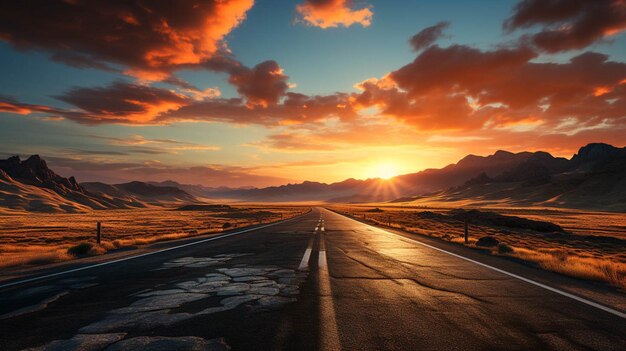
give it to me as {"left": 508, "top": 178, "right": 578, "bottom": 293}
{"left": 511, "top": 248, "right": 626, "bottom": 290}
{"left": 0, "top": 245, "right": 72, "bottom": 267}
{"left": 331, "top": 204, "right": 626, "bottom": 290}
{"left": 108, "top": 231, "right": 200, "bottom": 247}
{"left": 0, "top": 206, "right": 307, "bottom": 269}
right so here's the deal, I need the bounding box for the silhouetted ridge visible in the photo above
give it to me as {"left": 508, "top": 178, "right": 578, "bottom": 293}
{"left": 0, "top": 155, "right": 198, "bottom": 212}
{"left": 82, "top": 181, "right": 196, "bottom": 202}
{"left": 0, "top": 155, "right": 84, "bottom": 193}
{"left": 205, "top": 143, "right": 625, "bottom": 210}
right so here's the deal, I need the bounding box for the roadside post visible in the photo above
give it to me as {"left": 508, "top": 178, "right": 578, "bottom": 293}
{"left": 464, "top": 216, "right": 469, "bottom": 244}
{"left": 97, "top": 222, "right": 101, "bottom": 244}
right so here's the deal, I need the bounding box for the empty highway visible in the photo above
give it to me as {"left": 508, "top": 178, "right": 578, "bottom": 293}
{"left": 0, "top": 208, "right": 624, "bottom": 350}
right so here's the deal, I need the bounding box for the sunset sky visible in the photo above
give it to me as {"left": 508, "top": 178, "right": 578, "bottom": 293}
{"left": 1, "top": 0, "right": 625, "bottom": 187}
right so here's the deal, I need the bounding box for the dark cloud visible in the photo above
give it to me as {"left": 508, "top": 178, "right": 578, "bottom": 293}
{"left": 504, "top": 0, "right": 626, "bottom": 52}
{"left": 0, "top": 0, "right": 254, "bottom": 79}
{"left": 3, "top": 81, "right": 352, "bottom": 126}
{"left": 50, "top": 52, "right": 118, "bottom": 72}
{"left": 0, "top": 95, "right": 66, "bottom": 116}
{"left": 409, "top": 21, "right": 450, "bottom": 51}
{"left": 5, "top": 42, "right": 625, "bottom": 135}
{"left": 228, "top": 61, "right": 290, "bottom": 107}
{"left": 54, "top": 81, "right": 188, "bottom": 124}
{"left": 391, "top": 44, "right": 537, "bottom": 98}
{"left": 353, "top": 44, "right": 626, "bottom": 131}
{"left": 159, "top": 92, "right": 356, "bottom": 126}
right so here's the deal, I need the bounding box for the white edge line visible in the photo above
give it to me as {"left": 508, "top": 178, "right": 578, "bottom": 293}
{"left": 329, "top": 209, "right": 626, "bottom": 319}
{"left": 0, "top": 214, "right": 306, "bottom": 290}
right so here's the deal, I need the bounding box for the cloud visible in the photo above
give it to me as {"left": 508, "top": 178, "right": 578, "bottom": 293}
{"left": 409, "top": 22, "right": 450, "bottom": 51}
{"left": 5, "top": 42, "right": 625, "bottom": 136}
{"left": 296, "top": 0, "right": 373, "bottom": 28}
{"left": 253, "top": 122, "right": 421, "bottom": 151}
{"left": 1, "top": 81, "right": 353, "bottom": 126}
{"left": 89, "top": 134, "right": 221, "bottom": 152}
{"left": 159, "top": 92, "right": 356, "bottom": 126}
{"left": 504, "top": 0, "right": 626, "bottom": 52}
{"left": 227, "top": 60, "right": 290, "bottom": 107}
{"left": 54, "top": 82, "right": 188, "bottom": 124}
{"left": 0, "top": 96, "right": 65, "bottom": 115}
{"left": 352, "top": 44, "right": 626, "bottom": 131}
{"left": 0, "top": 0, "right": 254, "bottom": 79}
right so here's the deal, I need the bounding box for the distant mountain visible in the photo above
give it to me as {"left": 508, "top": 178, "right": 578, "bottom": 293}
{"left": 401, "top": 143, "right": 626, "bottom": 211}
{"left": 200, "top": 143, "right": 625, "bottom": 211}
{"left": 0, "top": 155, "right": 197, "bottom": 213}
{"left": 207, "top": 149, "right": 568, "bottom": 203}
{"left": 0, "top": 155, "right": 84, "bottom": 193}
{"left": 2, "top": 143, "right": 623, "bottom": 212}
{"left": 209, "top": 178, "right": 380, "bottom": 202}
{"left": 83, "top": 181, "right": 196, "bottom": 203}
{"left": 393, "top": 150, "right": 556, "bottom": 194}
{"left": 147, "top": 180, "right": 244, "bottom": 199}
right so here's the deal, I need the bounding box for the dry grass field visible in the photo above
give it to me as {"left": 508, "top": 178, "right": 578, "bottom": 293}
{"left": 330, "top": 204, "right": 626, "bottom": 290}
{"left": 0, "top": 205, "right": 307, "bottom": 269}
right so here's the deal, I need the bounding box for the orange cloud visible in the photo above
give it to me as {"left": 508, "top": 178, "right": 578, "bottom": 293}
{"left": 0, "top": 101, "right": 31, "bottom": 115}
{"left": 4, "top": 42, "right": 625, "bottom": 136}
{"left": 296, "top": 0, "right": 373, "bottom": 28}
{"left": 0, "top": 0, "right": 254, "bottom": 80}
{"left": 1, "top": 82, "right": 354, "bottom": 126}
{"left": 0, "top": 97, "right": 60, "bottom": 116}
{"left": 353, "top": 45, "right": 626, "bottom": 132}
{"left": 53, "top": 82, "right": 189, "bottom": 125}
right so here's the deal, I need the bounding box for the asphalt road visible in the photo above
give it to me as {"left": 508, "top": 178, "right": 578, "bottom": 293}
{"left": 0, "top": 208, "right": 624, "bottom": 350}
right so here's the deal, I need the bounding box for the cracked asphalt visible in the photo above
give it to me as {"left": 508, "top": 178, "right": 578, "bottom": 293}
{"left": 0, "top": 208, "right": 625, "bottom": 350}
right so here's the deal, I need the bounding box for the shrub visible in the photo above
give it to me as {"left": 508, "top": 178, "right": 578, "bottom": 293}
{"left": 67, "top": 242, "right": 93, "bottom": 256}
{"left": 222, "top": 222, "right": 232, "bottom": 230}
{"left": 497, "top": 243, "right": 514, "bottom": 254}
{"left": 551, "top": 249, "right": 569, "bottom": 261}
{"left": 476, "top": 236, "right": 499, "bottom": 247}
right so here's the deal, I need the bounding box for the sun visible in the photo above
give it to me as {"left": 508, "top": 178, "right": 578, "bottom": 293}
{"left": 371, "top": 163, "right": 399, "bottom": 180}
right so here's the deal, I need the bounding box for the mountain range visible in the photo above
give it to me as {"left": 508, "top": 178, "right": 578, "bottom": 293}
{"left": 405, "top": 143, "right": 626, "bottom": 211}
{"left": 0, "top": 155, "right": 197, "bottom": 213}
{"left": 188, "top": 143, "right": 626, "bottom": 211}
{"left": 1, "top": 143, "right": 624, "bottom": 212}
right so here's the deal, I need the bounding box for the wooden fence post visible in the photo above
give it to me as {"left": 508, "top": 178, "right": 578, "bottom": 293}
{"left": 464, "top": 216, "right": 469, "bottom": 244}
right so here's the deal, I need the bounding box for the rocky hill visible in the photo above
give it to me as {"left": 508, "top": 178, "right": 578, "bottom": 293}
{"left": 0, "top": 155, "right": 197, "bottom": 213}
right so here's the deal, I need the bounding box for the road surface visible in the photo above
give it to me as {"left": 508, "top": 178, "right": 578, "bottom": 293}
{"left": 0, "top": 208, "right": 624, "bottom": 350}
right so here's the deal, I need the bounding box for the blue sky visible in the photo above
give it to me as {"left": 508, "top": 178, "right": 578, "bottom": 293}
{"left": 1, "top": 0, "right": 625, "bottom": 186}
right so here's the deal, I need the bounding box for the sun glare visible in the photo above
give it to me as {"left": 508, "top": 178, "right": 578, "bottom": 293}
{"left": 372, "top": 163, "right": 399, "bottom": 180}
